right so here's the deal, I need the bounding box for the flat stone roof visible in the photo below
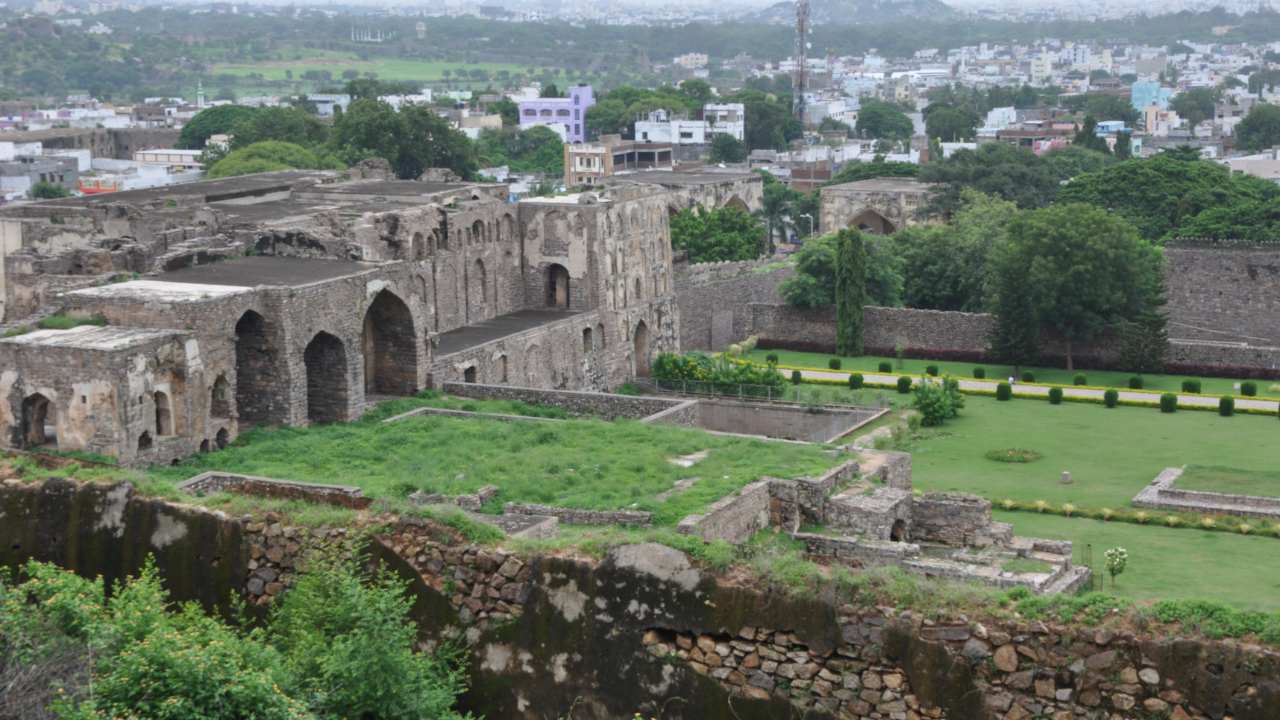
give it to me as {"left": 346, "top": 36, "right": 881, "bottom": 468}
{"left": 824, "top": 177, "right": 932, "bottom": 193}
{"left": 318, "top": 180, "right": 476, "bottom": 196}
{"left": 154, "top": 256, "right": 378, "bottom": 287}
{"left": 67, "top": 279, "right": 252, "bottom": 302}
{"left": 8, "top": 172, "right": 327, "bottom": 212}
{"left": 435, "top": 309, "right": 580, "bottom": 357}
{"left": 0, "top": 325, "right": 182, "bottom": 351}
{"left": 616, "top": 169, "right": 758, "bottom": 185}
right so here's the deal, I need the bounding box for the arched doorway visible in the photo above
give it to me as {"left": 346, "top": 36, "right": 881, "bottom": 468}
{"left": 234, "top": 311, "right": 279, "bottom": 426}
{"left": 210, "top": 374, "right": 230, "bottom": 418}
{"left": 849, "top": 209, "right": 896, "bottom": 235}
{"left": 890, "top": 519, "right": 907, "bottom": 542}
{"left": 546, "top": 264, "right": 570, "bottom": 308}
{"left": 19, "top": 393, "right": 56, "bottom": 449}
{"left": 154, "top": 391, "right": 173, "bottom": 436}
{"left": 304, "top": 332, "right": 349, "bottom": 424}
{"left": 722, "top": 195, "right": 750, "bottom": 213}
{"left": 362, "top": 290, "right": 417, "bottom": 396}
{"left": 470, "top": 258, "right": 487, "bottom": 318}
{"left": 633, "top": 321, "right": 651, "bottom": 377}
{"left": 137, "top": 431, "right": 153, "bottom": 451}
{"left": 215, "top": 428, "right": 229, "bottom": 449}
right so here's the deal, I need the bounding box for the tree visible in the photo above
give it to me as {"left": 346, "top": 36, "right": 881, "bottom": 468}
{"left": 920, "top": 143, "right": 1060, "bottom": 215}
{"left": 827, "top": 159, "right": 918, "bottom": 186}
{"left": 709, "top": 133, "right": 747, "bottom": 164}
{"left": 855, "top": 99, "right": 914, "bottom": 141}
{"left": 679, "top": 78, "right": 713, "bottom": 106}
{"left": 474, "top": 125, "right": 563, "bottom": 175}
{"left": 1112, "top": 131, "right": 1132, "bottom": 160}
{"left": 988, "top": 242, "right": 1041, "bottom": 376}
{"left": 1041, "top": 146, "right": 1115, "bottom": 182}
{"left": 177, "top": 104, "right": 257, "bottom": 149}
{"left": 780, "top": 232, "right": 900, "bottom": 308}
{"left": 728, "top": 89, "right": 802, "bottom": 150}
{"left": 896, "top": 190, "right": 1018, "bottom": 312}
{"left": 206, "top": 141, "right": 345, "bottom": 178}
{"left": 818, "top": 117, "right": 853, "bottom": 137}
{"left": 28, "top": 181, "right": 71, "bottom": 199}
{"left": 1072, "top": 116, "right": 1111, "bottom": 154}
{"left": 229, "top": 106, "right": 328, "bottom": 150}
{"left": 539, "top": 83, "right": 560, "bottom": 98}
{"left": 923, "top": 104, "right": 978, "bottom": 141}
{"left": 1104, "top": 546, "right": 1128, "bottom": 588}
{"left": 1002, "top": 203, "right": 1161, "bottom": 370}
{"left": 1236, "top": 103, "right": 1280, "bottom": 153}
{"left": 1117, "top": 278, "right": 1169, "bottom": 374}
{"left": 835, "top": 229, "right": 866, "bottom": 356}
{"left": 1169, "top": 87, "right": 1219, "bottom": 129}
{"left": 669, "top": 205, "right": 765, "bottom": 262}
{"left": 331, "top": 100, "right": 477, "bottom": 180}
{"left": 490, "top": 97, "right": 519, "bottom": 127}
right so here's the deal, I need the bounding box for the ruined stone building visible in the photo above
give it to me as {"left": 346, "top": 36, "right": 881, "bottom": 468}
{"left": 0, "top": 169, "right": 762, "bottom": 466}
{"left": 819, "top": 177, "right": 933, "bottom": 235}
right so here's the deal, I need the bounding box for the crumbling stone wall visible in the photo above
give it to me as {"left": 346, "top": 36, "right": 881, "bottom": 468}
{"left": 1165, "top": 245, "right": 1280, "bottom": 346}
{"left": 673, "top": 259, "right": 793, "bottom": 351}
{"left": 819, "top": 179, "right": 934, "bottom": 235}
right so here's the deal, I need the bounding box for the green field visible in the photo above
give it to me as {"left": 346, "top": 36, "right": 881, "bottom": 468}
{"left": 144, "top": 395, "right": 836, "bottom": 527}
{"left": 997, "top": 511, "right": 1280, "bottom": 611}
{"left": 745, "top": 348, "right": 1278, "bottom": 399}
{"left": 1177, "top": 465, "right": 1280, "bottom": 498}
{"left": 210, "top": 51, "right": 556, "bottom": 86}
{"left": 903, "top": 395, "right": 1278, "bottom": 509}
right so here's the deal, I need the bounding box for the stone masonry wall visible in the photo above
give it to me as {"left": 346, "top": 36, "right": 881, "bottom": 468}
{"left": 1165, "top": 245, "right": 1280, "bottom": 346}
{"left": 442, "top": 381, "right": 684, "bottom": 419}
{"left": 673, "top": 259, "right": 793, "bottom": 351}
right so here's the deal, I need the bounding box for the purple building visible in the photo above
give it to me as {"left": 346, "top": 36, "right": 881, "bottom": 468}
{"left": 517, "top": 84, "right": 595, "bottom": 144}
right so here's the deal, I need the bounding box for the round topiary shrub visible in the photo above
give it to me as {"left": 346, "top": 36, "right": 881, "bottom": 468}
{"left": 1048, "top": 387, "right": 1063, "bottom": 405}
{"left": 1160, "top": 393, "right": 1178, "bottom": 413}
{"left": 848, "top": 373, "right": 864, "bottom": 389}
{"left": 1182, "top": 379, "right": 1202, "bottom": 394}
{"left": 878, "top": 361, "right": 892, "bottom": 373}
{"left": 973, "top": 367, "right": 986, "bottom": 379}
{"left": 926, "top": 365, "right": 939, "bottom": 376}
{"left": 828, "top": 357, "right": 842, "bottom": 370}
{"left": 765, "top": 353, "right": 779, "bottom": 365}
{"left": 1021, "top": 371, "right": 1035, "bottom": 383}
{"left": 1104, "top": 389, "right": 1119, "bottom": 408}
{"left": 1129, "top": 376, "right": 1144, "bottom": 389}
{"left": 1219, "top": 395, "right": 1235, "bottom": 417}
{"left": 896, "top": 376, "right": 912, "bottom": 394}
{"left": 1073, "top": 374, "right": 1087, "bottom": 386}
{"left": 1241, "top": 381, "right": 1258, "bottom": 397}
{"left": 996, "top": 382, "right": 1012, "bottom": 401}
{"left": 791, "top": 370, "right": 802, "bottom": 385}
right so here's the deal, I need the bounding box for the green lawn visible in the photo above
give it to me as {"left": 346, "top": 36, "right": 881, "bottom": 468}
{"left": 745, "top": 348, "right": 1278, "bottom": 399}
{"left": 1177, "top": 465, "right": 1280, "bottom": 498}
{"left": 902, "top": 395, "right": 1279, "bottom": 509}
{"left": 145, "top": 399, "right": 837, "bottom": 527}
{"left": 997, "top": 511, "right": 1280, "bottom": 611}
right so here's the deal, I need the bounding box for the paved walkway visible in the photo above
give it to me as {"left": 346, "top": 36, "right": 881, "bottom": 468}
{"left": 771, "top": 366, "right": 1280, "bottom": 414}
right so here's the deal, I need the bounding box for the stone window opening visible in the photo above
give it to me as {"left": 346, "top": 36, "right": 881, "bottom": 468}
{"left": 199, "top": 440, "right": 210, "bottom": 453}
{"left": 582, "top": 327, "right": 593, "bottom": 353}
{"left": 234, "top": 310, "right": 279, "bottom": 426}
{"left": 471, "top": 220, "right": 485, "bottom": 245}
{"left": 546, "top": 264, "right": 570, "bottom": 308}
{"left": 137, "top": 431, "right": 153, "bottom": 451}
{"left": 471, "top": 258, "right": 488, "bottom": 315}
{"left": 210, "top": 374, "right": 230, "bottom": 418}
{"left": 498, "top": 355, "right": 508, "bottom": 383}
{"left": 463, "top": 366, "right": 477, "bottom": 383}
{"left": 596, "top": 323, "right": 605, "bottom": 349}
{"left": 304, "top": 332, "right": 350, "bottom": 424}
{"left": 634, "top": 277, "right": 642, "bottom": 302}
{"left": 154, "top": 391, "right": 173, "bottom": 436}
{"left": 362, "top": 290, "right": 418, "bottom": 396}
{"left": 633, "top": 321, "right": 651, "bottom": 377}
{"left": 19, "top": 393, "right": 56, "bottom": 449}
{"left": 890, "top": 519, "right": 907, "bottom": 542}
{"left": 215, "top": 428, "right": 230, "bottom": 450}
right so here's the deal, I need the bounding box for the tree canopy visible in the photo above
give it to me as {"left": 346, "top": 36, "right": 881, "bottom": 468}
{"left": 780, "top": 232, "right": 901, "bottom": 309}
{"left": 855, "top": 99, "right": 914, "bottom": 141}
{"left": 474, "top": 125, "right": 564, "bottom": 175}
{"left": 709, "top": 133, "right": 748, "bottom": 163}
{"left": 923, "top": 103, "right": 979, "bottom": 141}
{"left": 1169, "top": 87, "right": 1220, "bottom": 129}
{"left": 919, "top": 143, "right": 1061, "bottom": 214}
{"left": 1236, "top": 103, "right": 1280, "bottom": 153}
{"left": 331, "top": 99, "right": 478, "bottom": 180}
{"left": 177, "top": 104, "right": 258, "bottom": 149}
{"left": 670, "top": 205, "right": 765, "bottom": 262}
{"left": 206, "top": 141, "right": 344, "bottom": 178}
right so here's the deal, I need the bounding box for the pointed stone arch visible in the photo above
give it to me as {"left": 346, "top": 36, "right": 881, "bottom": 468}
{"left": 848, "top": 208, "right": 896, "bottom": 235}
{"left": 154, "top": 391, "right": 173, "bottom": 436}
{"left": 470, "top": 258, "right": 488, "bottom": 317}
{"left": 546, "top": 264, "right": 570, "bottom": 308}
{"left": 722, "top": 195, "right": 750, "bottom": 213}
{"left": 362, "top": 289, "right": 418, "bottom": 396}
{"left": 234, "top": 310, "right": 281, "bottom": 426}
{"left": 304, "top": 332, "right": 350, "bottom": 424}
{"left": 19, "top": 393, "right": 56, "bottom": 449}
{"left": 633, "top": 321, "right": 651, "bottom": 377}
{"left": 210, "top": 374, "right": 230, "bottom": 418}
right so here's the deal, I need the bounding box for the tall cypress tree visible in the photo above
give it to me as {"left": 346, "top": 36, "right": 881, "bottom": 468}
{"left": 989, "top": 253, "right": 1040, "bottom": 375}
{"left": 835, "top": 229, "right": 866, "bottom": 356}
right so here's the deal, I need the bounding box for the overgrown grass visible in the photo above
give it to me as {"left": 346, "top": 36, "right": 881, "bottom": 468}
{"left": 145, "top": 406, "right": 837, "bottom": 527}
{"left": 1177, "top": 465, "right": 1280, "bottom": 498}
{"left": 1001, "top": 557, "right": 1054, "bottom": 575}
{"left": 365, "top": 390, "right": 572, "bottom": 421}
{"left": 35, "top": 313, "right": 107, "bottom": 330}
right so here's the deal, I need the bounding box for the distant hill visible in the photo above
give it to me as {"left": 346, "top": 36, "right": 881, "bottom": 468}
{"left": 752, "top": 0, "right": 959, "bottom": 26}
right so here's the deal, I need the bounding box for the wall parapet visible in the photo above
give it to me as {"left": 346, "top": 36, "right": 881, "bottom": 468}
{"left": 177, "top": 471, "right": 371, "bottom": 509}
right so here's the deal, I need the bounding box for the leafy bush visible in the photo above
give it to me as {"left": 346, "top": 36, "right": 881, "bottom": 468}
{"left": 36, "top": 313, "right": 107, "bottom": 330}
{"left": 652, "top": 352, "right": 784, "bottom": 394}
{"left": 848, "top": 373, "right": 864, "bottom": 389}
{"left": 984, "top": 448, "right": 1041, "bottom": 463}
{"left": 791, "top": 370, "right": 802, "bottom": 385}
{"left": 1129, "top": 376, "right": 1144, "bottom": 389}
{"left": 896, "top": 376, "right": 913, "bottom": 394}
{"left": 828, "top": 357, "right": 842, "bottom": 370}
{"left": 766, "top": 353, "right": 779, "bottom": 364}
{"left": 1020, "top": 372, "right": 1035, "bottom": 382}
{"left": 1073, "top": 374, "right": 1087, "bottom": 386}
{"left": 1182, "top": 379, "right": 1202, "bottom": 394}
{"left": 1048, "top": 387, "right": 1063, "bottom": 405}
{"left": 1104, "top": 389, "right": 1119, "bottom": 408}
{"left": 1241, "top": 381, "right": 1258, "bottom": 397}
{"left": 1160, "top": 393, "right": 1178, "bottom": 413}
{"left": 911, "top": 377, "right": 964, "bottom": 426}
{"left": 995, "top": 382, "right": 1012, "bottom": 401}
{"left": 878, "top": 361, "right": 892, "bottom": 373}
{"left": 1219, "top": 395, "right": 1235, "bottom": 417}
{"left": 973, "top": 367, "right": 986, "bottom": 379}
{"left": 925, "top": 364, "right": 939, "bottom": 376}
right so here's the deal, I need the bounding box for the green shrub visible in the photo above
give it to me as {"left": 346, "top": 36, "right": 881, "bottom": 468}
{"left": 765, "top": 353, "right": 779, "bottom": 364}
{"left": 878, "top": 361, "right": 892, "bottom": 373}
{"left": 1160, "top": 393, "right": 1178, "bottom": 413}
{"left": 1070, "top": 374, "right": 1085, "bottom": 385}
{"left": 848, "top": 373, "right": 864, "bottom": 389}
{"left": 995, "top": 382, "right": 1012, "bottom": 401}
{"left": 1048, "top": 387, "right": 1063, "bottom": 405}
{"left": 925, "top": 364, "right": 939, "bottom": 376}
{"left": 896, "top": 376, "right": 913, "bottom": 394}
{"left": 985, "top": 448, "right": 1041, "bottom": 463}
{"left": 828, "top": 357, "right": 842, "bottom": 370}
{"left": 653, "top": 352, "right": 785, "bottom": 393}
{"left": 1104, "top": 389, "right": 1119, "bottom": 408}
{"left": 791, "top": 369, "right": 802, "bottom": 385}
{"left": 973, "top": 367, "right": 986, "bottom": 379}
{"left": 1219, "top": 395, "right": 1235, "bottom": 417}
{"left": 36, "top": 313, "right": 107, "bottom": 330}
{"left": 1129, "top": 376, "right": 1144, "bottom": 389}
{"left": 1182, "top": 379, "right": 1202, "bottom": 394}
{"left": 1241, "top": 381, "right": 1258, "bottom": 397}
{"left": 912, "top": 376, "right": 964, "bottom": 426}
{"left": 1020, "top": 371, "right": 1035, "bottom": 382}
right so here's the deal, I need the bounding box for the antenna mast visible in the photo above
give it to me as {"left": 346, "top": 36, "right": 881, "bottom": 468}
{"left": 794, "top": 0, "right": 809, "bottom": 123}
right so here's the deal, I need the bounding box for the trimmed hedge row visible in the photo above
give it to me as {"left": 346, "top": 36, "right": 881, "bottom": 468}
{"left": 997, "top": 498, "right": 1280, "bottom": 541}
